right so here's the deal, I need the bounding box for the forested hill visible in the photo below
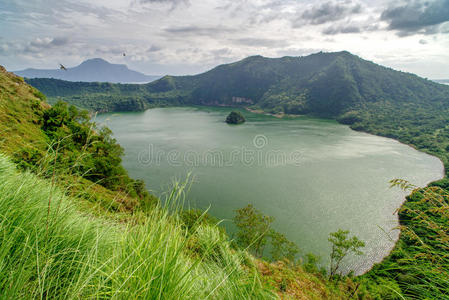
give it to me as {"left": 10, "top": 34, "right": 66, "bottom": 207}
{"left": 27, "top": 51, "right": 449, "bottom": 116}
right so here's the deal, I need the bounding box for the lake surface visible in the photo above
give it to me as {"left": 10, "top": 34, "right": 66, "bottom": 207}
{"left": 96, "top": 107, "right": 443, "bottom": 274}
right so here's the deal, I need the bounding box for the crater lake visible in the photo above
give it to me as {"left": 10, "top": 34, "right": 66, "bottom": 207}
{"left": 96, "top": 106, "right": 443, "bottom": 274}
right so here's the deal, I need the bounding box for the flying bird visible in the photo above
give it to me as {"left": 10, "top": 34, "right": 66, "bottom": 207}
{"left": 59, "top": 64, "right": 67, "bottom": 71}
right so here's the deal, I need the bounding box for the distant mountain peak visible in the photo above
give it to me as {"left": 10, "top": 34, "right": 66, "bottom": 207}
{"left": 80, "top": 58, "right": 110, "bottom": 65}
{"left": 79, "top": 58, "right": 123, "bottom": 68}
{"left": 84, "top": 57, "right": 108, "bottom": 63}
{"left": 14, "top": 58, "right": 161, "bottom": 83}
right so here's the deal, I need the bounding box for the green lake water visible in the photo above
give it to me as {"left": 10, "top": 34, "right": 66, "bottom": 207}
{"left": 96, "top": 107, "right": 443, "bottom": 274}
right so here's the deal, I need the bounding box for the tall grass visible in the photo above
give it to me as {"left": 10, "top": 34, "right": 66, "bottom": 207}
{"left": 0, "top": 153, "right": 274, "bottom": 299}
{"left": 361, "top": 180, "right": 449, "bottom": 299}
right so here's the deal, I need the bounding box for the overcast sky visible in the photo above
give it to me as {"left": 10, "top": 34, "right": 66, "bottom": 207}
{"left": 1, "top": 0, "right": 448, "bottom": 78}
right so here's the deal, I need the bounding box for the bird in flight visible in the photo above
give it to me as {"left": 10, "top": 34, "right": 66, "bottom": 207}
{"left": 59, "top": 64, "right": 67, "bottom": 71}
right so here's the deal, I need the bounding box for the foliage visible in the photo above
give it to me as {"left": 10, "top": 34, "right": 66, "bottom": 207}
{"left": 38, "top": 100, "right": 157, "bottom": 209}
{"left": 361, "top": 181, "right": 449, "bottom": 299}
{"left": 269, "top": 230, "right": 299, "bottom": 263}
{"left": 234, "top": 204, "right": 274, "bottom": 258}
{"left": 234, "top": 204, "right": 299, "bottom": 263}
{"left": 26, "top": 77, "right": 183, "bottom": 112}
{"left": 226, "top": 111, "right": 246, "bottom": 124}
{"left": 256, "top": 259, "right": 366, "bottom": 299}
{"left": 179, "top": 208, "right": 220, "bottom": 232}
{"left": 328, "top": 230, "right": 365, "bottom": 276}
{"left": 303, "top": 253, "right": 324, "bottom": 274}
{"left": 0, "top": 154, "right": 275, "bottom": 299}
{"left": 0, "top": 66, "right": 157, "bottom": 215}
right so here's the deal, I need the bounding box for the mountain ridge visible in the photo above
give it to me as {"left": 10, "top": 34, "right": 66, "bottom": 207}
{"left": 26, "top": 51, "right": 449, "bottom": 116}
{"left": 25, "top": 51, "right": 449, "bottom": 177}
{"left": 14, "top": 58, "right": 161, "bottom": 83}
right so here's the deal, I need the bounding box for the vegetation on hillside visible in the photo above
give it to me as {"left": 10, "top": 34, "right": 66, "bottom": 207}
{"left": 26, "top": 77, "right": 181, "bottom": 112}
{"left": 0, "top": 154, "right": 277, "bottom": 299}
{"left": 358, "top": 180, "right": 449, "bottom": 299}
{"left": 0, "top": 66, "right": 156, "bottom": 216}
{"left": 328, "top": 230, "right": 365, "bottom": 277}
{"left": 234, "top": 204, "right": 299, "bottom": 261}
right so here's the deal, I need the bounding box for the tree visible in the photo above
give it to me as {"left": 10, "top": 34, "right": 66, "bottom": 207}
{"left": 303, "top": 253, "right": 322, "bottom": 274}
{"left": 234, "top": 204, "right": 273, "bottom": 257}
{"left": 328, "top": 229, "right": 365, "bottom": 276}
{"left": 269, "top": 230, "right": 299, "bottom": 262}
{"left": 42, "top": 101, "right": 69, "bottom": 132}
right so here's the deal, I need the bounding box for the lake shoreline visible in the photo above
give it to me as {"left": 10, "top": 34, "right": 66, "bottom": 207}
{"left": 242, "top": 105, "right": 446, "bottom": 276}
{"left": 97, "top": 105, "right": 444, "bottom": 277}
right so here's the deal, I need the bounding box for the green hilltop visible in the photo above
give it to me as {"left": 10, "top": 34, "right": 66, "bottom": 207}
{"left": 27, "top": 51, "right": 449, "bottom": 116}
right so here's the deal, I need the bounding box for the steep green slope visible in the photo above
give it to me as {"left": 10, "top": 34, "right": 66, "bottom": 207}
{"left": 0, "top": 65, "right": 157, "bottom": 215}
{"left": 0, "top": 66, "right": 49, "bottom": 153}
{"left": 360, "top": 183, "right": 449, "bottom": 299}
{"left": 0, "top": 154, "right": 275, "bottom": 299}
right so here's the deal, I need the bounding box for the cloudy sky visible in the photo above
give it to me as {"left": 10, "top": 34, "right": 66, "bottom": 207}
{"left": 1, "top": 0, "right": 448, "bottom": 78}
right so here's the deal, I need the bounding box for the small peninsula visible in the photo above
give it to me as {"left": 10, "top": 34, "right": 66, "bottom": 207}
{"left": 226, "top": 111, "right": 246, "bottom": 124}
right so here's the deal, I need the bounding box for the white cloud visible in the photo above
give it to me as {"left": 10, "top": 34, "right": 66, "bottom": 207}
{"left": 0, "top": 0, "right": 448, "bottom": 78}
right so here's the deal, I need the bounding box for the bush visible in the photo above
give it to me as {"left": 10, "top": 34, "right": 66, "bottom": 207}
{"left": 226, "top": 111, "right": 246, "bottom": 124}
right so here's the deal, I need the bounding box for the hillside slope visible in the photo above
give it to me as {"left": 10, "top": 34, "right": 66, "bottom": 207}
{"left": 0, "top": 66, "right": 49, "bottom": 153}
{"left": 0, "top": 65, "right": 157, "bottom": 216}
{"left": 0, "top": 154, "right": 273, "bottom": 299}
{"left": 15, "top": 58, "right": 161, "bottom": 83}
